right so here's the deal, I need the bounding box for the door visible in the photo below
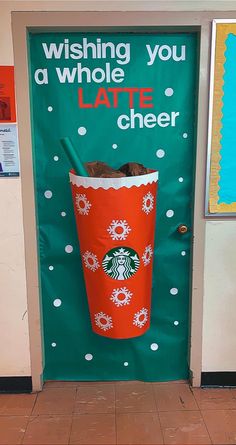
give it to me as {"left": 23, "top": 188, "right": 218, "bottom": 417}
{"left": 28, "top": 31, "right": 198, "bottom": 381}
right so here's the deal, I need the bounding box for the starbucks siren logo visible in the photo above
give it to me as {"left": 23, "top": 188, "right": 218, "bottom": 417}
{"left": 102, "top": 247, "right": 140, "bottom": 280}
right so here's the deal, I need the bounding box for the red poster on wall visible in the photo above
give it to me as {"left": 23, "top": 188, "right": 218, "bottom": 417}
{"left": 0, "top": 67, "right": 16, "bottom": 123}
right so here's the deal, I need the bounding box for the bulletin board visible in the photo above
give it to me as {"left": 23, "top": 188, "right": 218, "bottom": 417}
{"left": 207, "top": 21, "right": 236, "bottom": 215}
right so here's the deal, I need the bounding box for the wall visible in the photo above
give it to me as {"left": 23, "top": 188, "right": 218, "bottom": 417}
{"left": 1, "top": 0, "right": 236, "bottom": 383}
{"left": 202, "top": 221, "right": 236, "bottom": 371}
{"left": 0, "top": 5, "right": 31, "bottom": 377}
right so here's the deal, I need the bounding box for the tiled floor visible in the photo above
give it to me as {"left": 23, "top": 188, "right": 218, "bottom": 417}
{"left": 1, "top": 380, "right": 236, "bottom": 444}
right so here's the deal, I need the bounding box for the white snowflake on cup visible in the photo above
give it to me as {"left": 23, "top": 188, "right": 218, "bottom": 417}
{"left": 110, "top": 287, "right": 133, "bottom": 307}
{"left": 76, "top": 193, "right": 92, "bottom": 215}
{"left": 142, "top": 192, "right": 154, "bottom": 214}
{"left": 107, "top": 220, "right": 131, "bottom": 241}
{"left": 133, "top": 308, "right": 148, "bottom": 328}
{"left": 82, "top": 251, "right": 100, "bottom": 272}
{"left": 95, "top": 312, "right": 113, "bottom": 331}
{"left": 142, "top": 244, "right": 153, "bottom": 266}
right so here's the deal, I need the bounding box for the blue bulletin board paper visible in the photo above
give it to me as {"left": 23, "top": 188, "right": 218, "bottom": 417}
{"left": 219, "top": 33, "right": 236, "bottom": 204}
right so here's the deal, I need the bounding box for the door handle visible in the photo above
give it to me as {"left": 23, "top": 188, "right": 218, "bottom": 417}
{"left": 177, "top": 224, "right": 188, "bottom": 234}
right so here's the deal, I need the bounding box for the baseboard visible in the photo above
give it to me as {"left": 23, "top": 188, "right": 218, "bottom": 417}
{"left": 201, "top": 372, "right": 236, "bottom": 387}
{"left": 0, "top": 377, "right": 32, "bottom": 393}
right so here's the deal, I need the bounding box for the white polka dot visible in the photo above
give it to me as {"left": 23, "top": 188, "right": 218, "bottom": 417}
{"left": 53, "top": 156, "right": 59, "bottom": 161}
{"left": 44, "top": 190, "right": 52, "bottom": 199}
{"left": 61, "top": 211, "right": 66, "bottom": 217}
{"left": 85, "top": 354, "right": 93, "bottom": 361}
{"left": 156, "top": 149, "right": 165, "bottom": 158}
{"left": 181, "top": 251, "right": 186, "bottom": 256}
{"left": 124, "top": 362, "right": 129, "bottom": 367}
{"left": 49, "top": 265, "right": 54, "bottom": 271}
{"left": 48, "top": 106, "right": 53, "bottom": 112}
{"left": 51, "top": 342, "right": 57, "bottom": 347}
{"left": 165, "top": 88, "right": 174, "bottom": 97}
{"left": 170, "top": 288, "right": 178, "bottom": 295}
{"left": 174, "top": 321, "right": 179, "bottom": 326}
{"left": 65, "top": 245, "right": 73, "bottom": 254}
{"left": 112, "top": 144, "right": 118, "bottom": 149}
{"left": 53, "top": 299, "right": 62, "bottom": 307}
{"left": 183, "top": 133, "right": 188, "bottom": 138}
{"left": 166, "top": 209, "right": 174, "bottom": 218}
{"left": 78, "top": 127, "right": 87, "bottom": 136}
{"left": 150, "top": 343, "right": 159, "bottom": 351}
{"left": 178, "top": 177, "right": 184, "bottom": 183}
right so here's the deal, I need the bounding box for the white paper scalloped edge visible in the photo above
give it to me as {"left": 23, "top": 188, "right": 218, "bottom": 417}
{"left": 69, "top": 170, "right": 158, "bottom": 190}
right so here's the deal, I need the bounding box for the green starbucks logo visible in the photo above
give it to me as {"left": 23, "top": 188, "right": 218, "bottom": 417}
{"left": 102, "top": 247, "right": 140, "bottom": 280}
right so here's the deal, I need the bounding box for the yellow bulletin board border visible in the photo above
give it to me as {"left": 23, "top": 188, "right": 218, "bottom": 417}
{"left": 206, "top": 20, "right": 236, "bottom": 215}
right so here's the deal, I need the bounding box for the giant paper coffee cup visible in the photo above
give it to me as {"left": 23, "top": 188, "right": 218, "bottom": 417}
{"left": 70, "top": 170, "right": 158, "bottom": 339}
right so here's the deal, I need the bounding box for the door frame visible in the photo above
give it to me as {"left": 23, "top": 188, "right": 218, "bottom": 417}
{"left": 12, "top": 10, "right": 214, "bottom": 391}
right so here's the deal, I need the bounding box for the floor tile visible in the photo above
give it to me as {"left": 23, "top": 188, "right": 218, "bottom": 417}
{"left": 193, "top": 388, "right": 236, "bottom": 410}
{"left": 70, "top": 413, "right": 116, "bottom": 444}
{"left": 202, "top": 409, "right": 236, "bottom": 444}
{"left": 116, "top": 412, "right": 163, "bottom": 444}
{"left": 230, "top": 388, "right": 236, "bottom": 397}
{"left": 74, "top": 384, "right": 115, "bottom": 414}
{"left": 154, "top": 380, "right": 188, "bottom": 385}
{"left": 116, "top": 381, "right": 156, "bottom": 413}
{"left": 44, "top": 381, "right": 79, "bottom": 388}
{"left": 44, "top": 381, "right": 113, "bottom": 388}
{"left": 32, "top": 388, "right": 76, "bottom": 415}
{"left": 77, "top": 381, "right": 114, "bottom": 386}
{"left": 159, "top": 410, "right": 211, "bottom": 444}
{"left": 0, "top": 415, "right": 28, "bottom": 444}
{"left": 23, "top": 415, "right": 72, "bottom": 444}
{"left": 115, "top": 381, "right": 153, "bottom": 386}
{"left": 0, "top": 393, "right": 37, "bottom": 416}
{"left": 153, "top": 383, "right": 198, "bottom": 411}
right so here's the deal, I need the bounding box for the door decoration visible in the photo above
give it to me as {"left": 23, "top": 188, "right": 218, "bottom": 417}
{"left": 70, "top": 170, "right": 158, "bottom": 339}
{"left": 29, "top": 32, "right": 198, "bottom": 381}
{"left": 207, "top": 20, "right": 236, "bottom": 214}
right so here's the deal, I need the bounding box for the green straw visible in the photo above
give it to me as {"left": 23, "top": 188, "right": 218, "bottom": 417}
{"left": 60, "top": 137, "right": 88, "bottom": 177}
